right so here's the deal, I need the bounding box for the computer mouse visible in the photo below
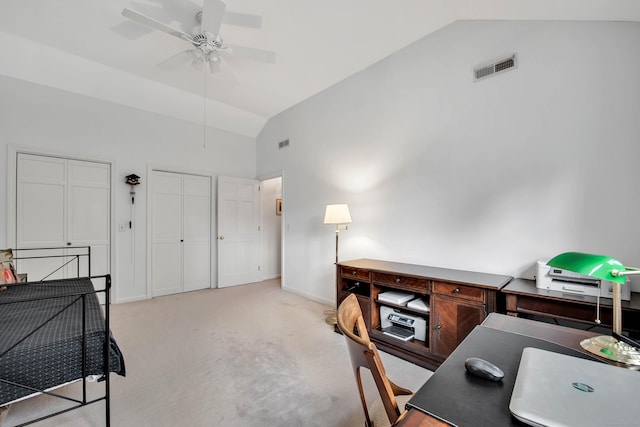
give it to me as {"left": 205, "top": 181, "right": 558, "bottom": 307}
{"left": 464, "top": 357, "right": 504, "bottom": 381}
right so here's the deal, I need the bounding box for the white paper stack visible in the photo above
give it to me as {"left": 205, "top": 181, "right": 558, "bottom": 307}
{"left": 378, "top": 291, "right": 415, "bottom": 306}
{"left": 407, "top": 298, "right": 430, "bottom": 313}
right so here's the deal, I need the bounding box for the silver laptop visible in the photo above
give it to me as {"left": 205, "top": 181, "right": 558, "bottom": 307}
{"left": 509, "top": 347, "right": 640, "bottom": 427}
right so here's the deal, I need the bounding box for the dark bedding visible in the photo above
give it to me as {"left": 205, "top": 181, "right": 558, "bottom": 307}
{"left": 0, "top": 278, "right": 125, "bottom": 405}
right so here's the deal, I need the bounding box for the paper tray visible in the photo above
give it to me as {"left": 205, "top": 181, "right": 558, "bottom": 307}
{"left": 378, "top": 291, "right": 415, "bottom": 306}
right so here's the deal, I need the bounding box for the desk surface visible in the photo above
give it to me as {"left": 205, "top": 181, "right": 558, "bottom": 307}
{"left": 337, "top": 259, "right": 513, "bottom": 290}
{"left": 393, "top": 313, "right": 598, "bottom": 427}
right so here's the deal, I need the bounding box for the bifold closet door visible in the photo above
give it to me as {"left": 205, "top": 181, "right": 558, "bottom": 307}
{"left": 16, "top": 153, "right": 110, "bottom": 284}
{"left": 182, "top": 175, "right": 211, "bottom": 292}
{"left": 151, "top": 171, "right": 210, "bottom": 296}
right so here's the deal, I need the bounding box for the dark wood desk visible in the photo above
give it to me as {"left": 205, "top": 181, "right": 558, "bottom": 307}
{"left": 336, "top": 259, "right": 512, "bottom": 370}
{"left": 502, "top": 278, "right": 640, "bottom": 337}
{"left": 393, "top": 313, "right": 598, "bottom": 427}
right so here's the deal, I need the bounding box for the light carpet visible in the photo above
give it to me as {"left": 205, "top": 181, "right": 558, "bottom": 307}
{"left": 3, "top": 279, "right": 432, "bottom": 426}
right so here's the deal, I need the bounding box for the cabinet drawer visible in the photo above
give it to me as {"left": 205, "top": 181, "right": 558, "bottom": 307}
{"left": 341, "top": 267, "right": 370, "bottom": 281}
{"left": 372, "top": 272, "right": 430, "bottom": 294}
{"left": 432, "top": 282, "right": 484, "bottom": 302}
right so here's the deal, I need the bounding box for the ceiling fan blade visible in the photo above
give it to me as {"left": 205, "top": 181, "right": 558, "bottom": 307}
{"left": 122, "top": 8, "right": 191, "bottom": 41}
{"left": 157, "top": 50, "right": 196, "bottom": 69}
{"left": 200, "top": 0, "right": 226, "bottom": 37}
{"left": 228, "top": 45, "right": 276, "bottom": 64}
{"left": 222, "top": 12, "right": 262, "bottom": 29}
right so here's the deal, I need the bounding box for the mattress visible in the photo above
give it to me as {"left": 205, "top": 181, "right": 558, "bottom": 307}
{"left": 0, "top": 278, "right": 125, "bottom": 405}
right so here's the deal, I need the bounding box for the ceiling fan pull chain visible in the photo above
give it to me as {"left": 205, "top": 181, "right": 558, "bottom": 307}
{"left": 203, "top": 63, "right": 207, "bottom": 150}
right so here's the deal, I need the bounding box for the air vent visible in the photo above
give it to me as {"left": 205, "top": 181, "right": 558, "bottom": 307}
{"left": 278, "top": 139, "right": 290, "bottom": 149}
{"left": 474, "top": 54, "right": 517, "bottom": 82}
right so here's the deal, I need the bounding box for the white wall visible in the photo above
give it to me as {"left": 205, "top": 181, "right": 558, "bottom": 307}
{"left": 257, "top": 21, "right": 640, "bottom": 305}
{"left": 0, "top": 76, "right": 256, "bottom": 302}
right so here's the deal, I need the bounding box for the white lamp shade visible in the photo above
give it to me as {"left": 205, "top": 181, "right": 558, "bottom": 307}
{"left": 324, "top": 204, "right": 352, "bottom": 224}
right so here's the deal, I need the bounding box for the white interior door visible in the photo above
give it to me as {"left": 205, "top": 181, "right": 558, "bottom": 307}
{"left": 16, "top": 153, "right": 111, "bottom": 287}
{"left": 151, "top": 171, "right": 211, "bottom": 296}
{"left": 217, "top": 176, "right": 261, "bottom": 287}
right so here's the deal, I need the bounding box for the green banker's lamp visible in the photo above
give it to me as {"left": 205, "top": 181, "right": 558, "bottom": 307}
{"left": 547, "top": 252, "right": 640, "bottom": 366}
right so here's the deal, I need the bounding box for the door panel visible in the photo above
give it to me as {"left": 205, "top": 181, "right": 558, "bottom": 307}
{"left": 217, "top": 176, "right": 261, "bottom": 287}
{"left": 183, "top": 240, "right": 210, "bottom": 291}
{"left": 431, "top": 295, "right": 485, "bottom": 359}
{"left": 19, "top": 182, "right": 66, "bottom": 244}
{"left": 68, "top": 161, "right": 111, "bottom": 285}
{"left": 183, "top": 174, "right": 211, "bottom": 291}
{"left": 152, "top": 242, "right": 183, "bottom": 296}
{"left": 152, "top": 172, "right": 184, "bottom": 296}
{"left": 17, "top": 155, "right": 66, "bottom": 248}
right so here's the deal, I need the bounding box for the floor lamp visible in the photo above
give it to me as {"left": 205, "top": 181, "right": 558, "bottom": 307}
{"left": 324, "top": 204, "right": 352, "bottom": 325}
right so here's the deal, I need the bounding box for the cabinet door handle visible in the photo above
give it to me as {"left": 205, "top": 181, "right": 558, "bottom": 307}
{"left": 352, "top": 270, "right": 357, "bottom": 275}
{"left": 453, "top": 288, "right": 460, "bottom": 293}
{"left": 395, "top": 278, "right": 401, "bottom": 283}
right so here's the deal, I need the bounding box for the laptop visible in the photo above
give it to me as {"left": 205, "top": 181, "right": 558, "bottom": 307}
{"left": 509, "top": 347, "right": 640, "bottom": 427}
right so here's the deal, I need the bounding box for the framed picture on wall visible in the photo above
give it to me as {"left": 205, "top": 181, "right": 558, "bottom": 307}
{"left": 276, "top": 198, "right": 282, "bottom": 215}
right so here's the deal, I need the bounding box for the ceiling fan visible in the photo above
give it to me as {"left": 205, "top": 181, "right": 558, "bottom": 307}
{"left": 122, "top": 0, "right": 275, "bottom": 73}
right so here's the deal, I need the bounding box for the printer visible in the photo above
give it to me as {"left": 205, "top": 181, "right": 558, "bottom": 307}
{"left": 536, "top": 260, "right": 631, "bottom": 301}
{"left": 380, "top": 306, "right": 427, "bottom": 342}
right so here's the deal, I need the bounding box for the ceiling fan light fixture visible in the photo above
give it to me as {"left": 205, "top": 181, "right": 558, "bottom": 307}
{"left": 122, "top": 1, "right": 275, "bottom": 75}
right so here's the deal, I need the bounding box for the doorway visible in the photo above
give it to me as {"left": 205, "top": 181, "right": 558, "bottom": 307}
{"left": 216, "top": 174, "right": 283, "bottom": 288}
{"left": 260, "top": 176, "right": 282, "bottom": 281}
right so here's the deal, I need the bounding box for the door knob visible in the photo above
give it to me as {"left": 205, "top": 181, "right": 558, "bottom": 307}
{"left": 219, "top": 235, "right": 224, "bottom": 240}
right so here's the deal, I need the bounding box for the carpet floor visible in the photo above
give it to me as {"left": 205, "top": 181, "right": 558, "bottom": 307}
{"left": 3, "top": 279, "right": 432, "bottom": 426}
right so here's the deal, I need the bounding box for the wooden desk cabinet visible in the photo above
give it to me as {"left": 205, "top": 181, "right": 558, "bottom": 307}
{"left": 502, "top": 278, "right": 640, "bottom": 338}
{"left": 336, "top": 259, "right": 512, "bottom": 370}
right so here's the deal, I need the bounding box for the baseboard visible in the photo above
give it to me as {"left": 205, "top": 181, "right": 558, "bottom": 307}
{"left": 281, "top": 285, "right": 333, "bottom": 307}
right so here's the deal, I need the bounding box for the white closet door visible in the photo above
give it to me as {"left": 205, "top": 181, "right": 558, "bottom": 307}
{"left": 183, "top": 175, "right": 211, "bottom": 292}
{"left": 68, "top": 160, "right": 110, "bottom": 278}
{"left": 151, "top": 171, "right": 211, "bottom": 296}
{"left": 152, "top": 171, "right": 184, "bottom": 296}
{"left": 16, "top": 154, "right": 111, "bottom": 284}
{"left": 16, "top": 154, "right": 67, "bottom": 280}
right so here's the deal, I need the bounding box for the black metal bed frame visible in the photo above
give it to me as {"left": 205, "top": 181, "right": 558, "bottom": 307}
{"left": 0, "top": 247, "right": 115, "bottom": 427}
{"left": 12, "top": 246, "right": 91, "bottom": 282}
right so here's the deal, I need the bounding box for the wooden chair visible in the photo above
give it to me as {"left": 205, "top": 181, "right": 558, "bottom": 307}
{"left": 337, "top": 293, "right": 412, "bottom": 426}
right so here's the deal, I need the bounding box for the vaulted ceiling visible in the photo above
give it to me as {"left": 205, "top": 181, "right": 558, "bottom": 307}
{"left": 1, "top": 1, "right": 638, "bottom": 138}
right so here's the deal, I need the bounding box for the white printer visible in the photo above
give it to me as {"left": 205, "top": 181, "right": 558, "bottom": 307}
{"left": 380, "top": 306, "right": 427, "bottom": 342}
{"left": 536, "top": 260, "right": 631, "bottom": 301}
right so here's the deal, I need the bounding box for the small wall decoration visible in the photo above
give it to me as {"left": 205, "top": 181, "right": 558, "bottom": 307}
{"left": 276, "top": 198, "right": 282, "bottom": 215}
